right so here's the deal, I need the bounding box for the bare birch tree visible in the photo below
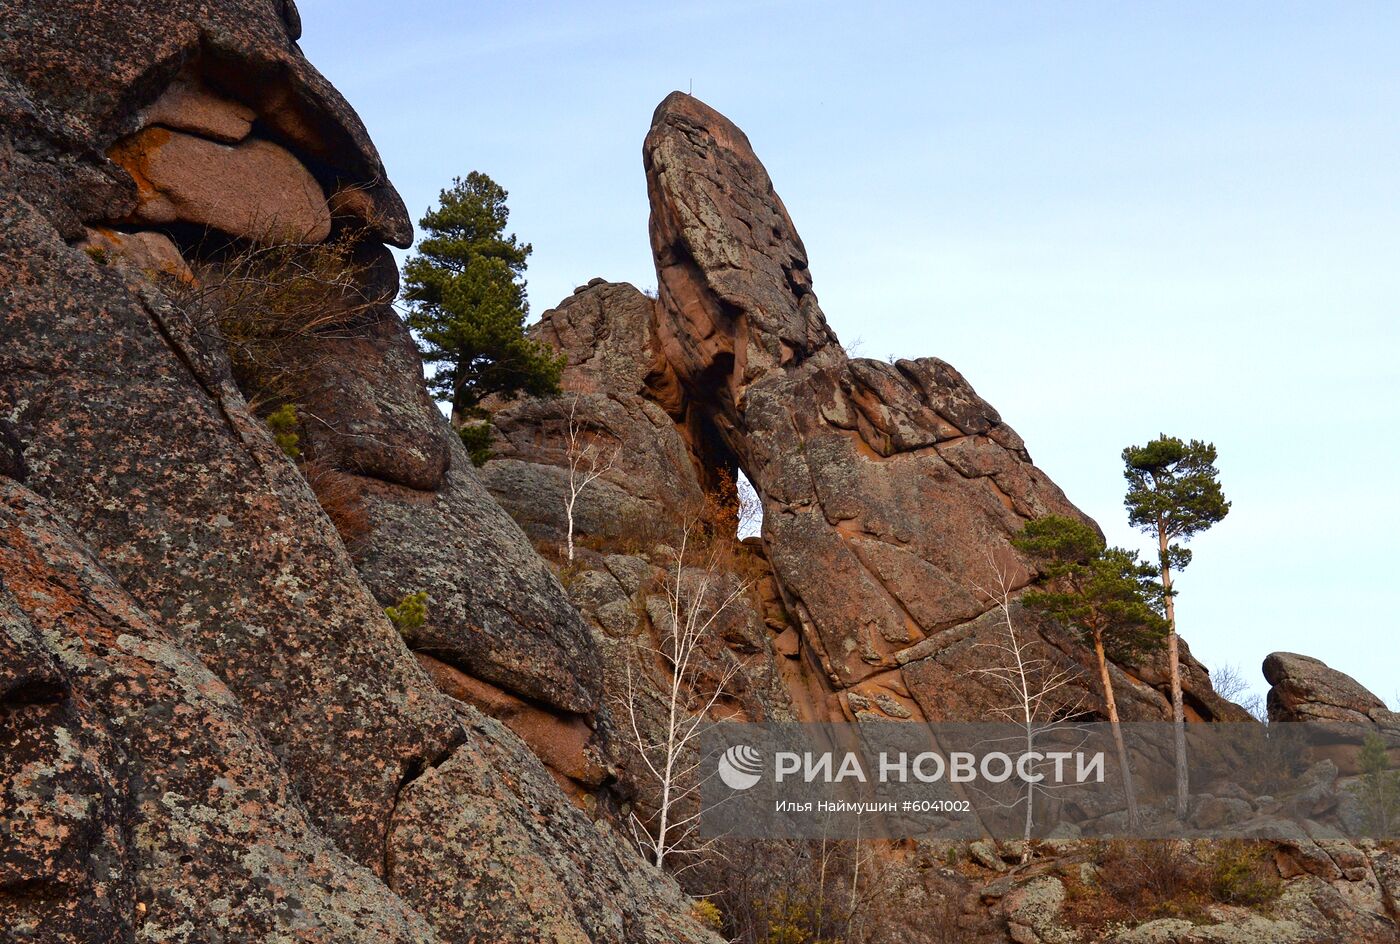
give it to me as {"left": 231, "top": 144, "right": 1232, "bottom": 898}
{"left": 562, "top": 396, "right": 616, "bottom": 561}
{"left": 1210, "top": 662, "right": 1268, "bottom": 722}
{"left": 971, "top": 554, "right": 1088, "bottom": 851}
{"left": 622, "top": 524, "right": 750, "bottom": 872}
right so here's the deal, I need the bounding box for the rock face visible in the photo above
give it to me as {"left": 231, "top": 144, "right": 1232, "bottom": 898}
{"left": 640, "top": 93, "right": 1144, "bottom": 715}
{"left": 487, "top": 92, "right": 1229, "bottom": 730}
{"left": 0, "top": 421, "right": 27, "bottom": 482}
{"left": 351, "top": 440, "right": 605, "bottom": 715}
{"left": 110, "top": 128, "right": 332, "bottom": 242}
{"left": 2, "top": 180, "right": 454, "bottom": 873}
{"left": 482, "top": 278, "right": 807, "bottom": 821}
{"left": 0, "top": 4, "right": 715, "bottom": 942}
{"left": 1265, "top": 652, "right": 1400, "bottom": 728}
{"left": 485, "top": 279, "right": 706, "bottom": 552}
{"left": 387, "top": 710, "right": 715, "bottom": 944}
{"left": 0, "top": 481, "right": 439, "bottom": 943}
{"left": 3, "top": 2, "right": 1392, "bottom": 937}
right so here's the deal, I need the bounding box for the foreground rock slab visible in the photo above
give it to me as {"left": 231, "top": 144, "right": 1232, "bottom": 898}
{"left": 0, "top": 481, "right": 438, "bottom": 943}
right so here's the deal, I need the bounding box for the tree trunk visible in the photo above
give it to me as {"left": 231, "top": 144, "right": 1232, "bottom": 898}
{"left": 1095, "top": 630, "right": 1140, "bottom": 831}
{"left": 565, "top": 493, "right": 576, "bottom": 562}
{"left": 1160, "top": 526, "right": 1188, "bottom": 819}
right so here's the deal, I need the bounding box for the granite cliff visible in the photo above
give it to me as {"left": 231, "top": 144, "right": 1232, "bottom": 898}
{"left": 1, "top": 3, "right": 1396, "bottom": 943}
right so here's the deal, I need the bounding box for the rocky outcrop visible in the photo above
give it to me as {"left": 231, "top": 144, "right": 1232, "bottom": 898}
{"left": 483, "top": 92, "right": 1240, "bottom": 732}
{"left": 2, "top": 182, "right": 456, "bottom": 872}
{"left": 1266, "top": 652, "right": 1400, "bottom": 729}
{"left": 0, "top": 4, "right": 716, "bottom": 941}
{"left": 0, "top": 0, "right": 410, "bottom": 246}
{"left": 387, "top": 710, "right": 716, "bottom": 944}
{"left": 639, "top": 92, "right": 1186, "bottom": 722}
{"left": 481, "top": 279, "right": 808, "bottom": 819}
{"left": 287, "top": 259, "right": 453, "bottom": 491}
{"left": 351, "top": 439, "right": 605, "bottom": 715}
{"left": 485, "top": 280, "right": 706, "bottom": 552}
{"left": 3, "top": 0, "right": 1390, "bottom": 935}
{"left": 0, "top": 481, "right": 438, "bottom": 943}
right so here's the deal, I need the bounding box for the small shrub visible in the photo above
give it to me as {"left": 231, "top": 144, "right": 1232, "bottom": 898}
{"left": 265, "top": 403, "right": 302, "bottom": 459}
{"left": 690, "top": 899, "right": 723, "bottom": 931}
{"left": 1234, "top": 723, "right": 1309, "bottom": 794}
{"left": 758, "top": 891, "right": 820, "bottom": 944}
{"left": 1207, "top": 841, "right": 1281, "bottom": 906}
{"left": 611, "top": 504, "right": 681, "bottom": 556}
{"left": 706, "top": 838, "right": 991, "bottom": 944}
{"left": 1097, "top": 840, "right": 1203, "bottom": 914}
{"left": 385, "top": 591, "right": 429, "bottom": 636}
{"left": 458, "top": 422, "right": 493, "bottom": 467}
{"left": 556, "top": 557, "right": 586, "bottom": 591}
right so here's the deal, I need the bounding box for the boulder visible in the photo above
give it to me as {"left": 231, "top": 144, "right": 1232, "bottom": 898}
{"left": 351, "top": 439, "right": 605, "bottom": 715}
{"left": 998, "top": 875, "right": 1069, "bottom": 944}
{"left": 75, "top": 226, "right": 195, "bottom": 282}
{"left": 142, "top": 72, "right": 256, "bottom": 143}
{"left": 967, "top": 839, "right": 1007, "bottom": 872}
{"left": 109, "top": 127, "right": 332, "bottom": 242}
{"left": 0, "top": 0, "right": 410, "bottom": 246}
{"left": 1265, "top": 652, "right": 1400, "bottom": 728}
{"left": 1189, "top": 795, "right": 1255, "bottom": 831}
{"left": 537, "top": 278, "right": 668, "bottom": 395}
{"left": 8, "top": 5, "right": 1397, "bottom": 938}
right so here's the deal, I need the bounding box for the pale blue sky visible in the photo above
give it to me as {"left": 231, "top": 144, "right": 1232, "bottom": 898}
{"left": 299, "top": 1, "right": 1399, "bottom": 706}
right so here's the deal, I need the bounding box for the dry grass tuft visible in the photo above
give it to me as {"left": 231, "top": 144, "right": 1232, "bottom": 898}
{"left": 160, "top": 231, "right": 383, "bottom": 410}
{"left": 301, "top": 459, "right": 371, "bottom": 549}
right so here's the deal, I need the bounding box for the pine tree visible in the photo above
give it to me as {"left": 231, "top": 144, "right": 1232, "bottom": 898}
{"left": 401, "top": 172, "right": 562, "bottom": 438}
{"left": 1014, "top": 515, "right": 1168, "bottom": 830}
{"left": 1122, "top": 435, "right": 1230, "bottom": 819}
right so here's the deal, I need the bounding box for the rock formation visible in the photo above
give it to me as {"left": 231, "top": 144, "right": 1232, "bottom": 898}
{"left": 1, "top": 2, "right": 712, "bottom": 941}
{"left": 1, "top": 0, "right": 1393, "bottom": 939}
{"left": 1, "top": 481, "right": 438, "bottom": 943}
{"left": 1266, "top": 652, "right": 1400, "bottom": 729}
{"left": 486, "top": 92, "right": 1247, "bottom": 736}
